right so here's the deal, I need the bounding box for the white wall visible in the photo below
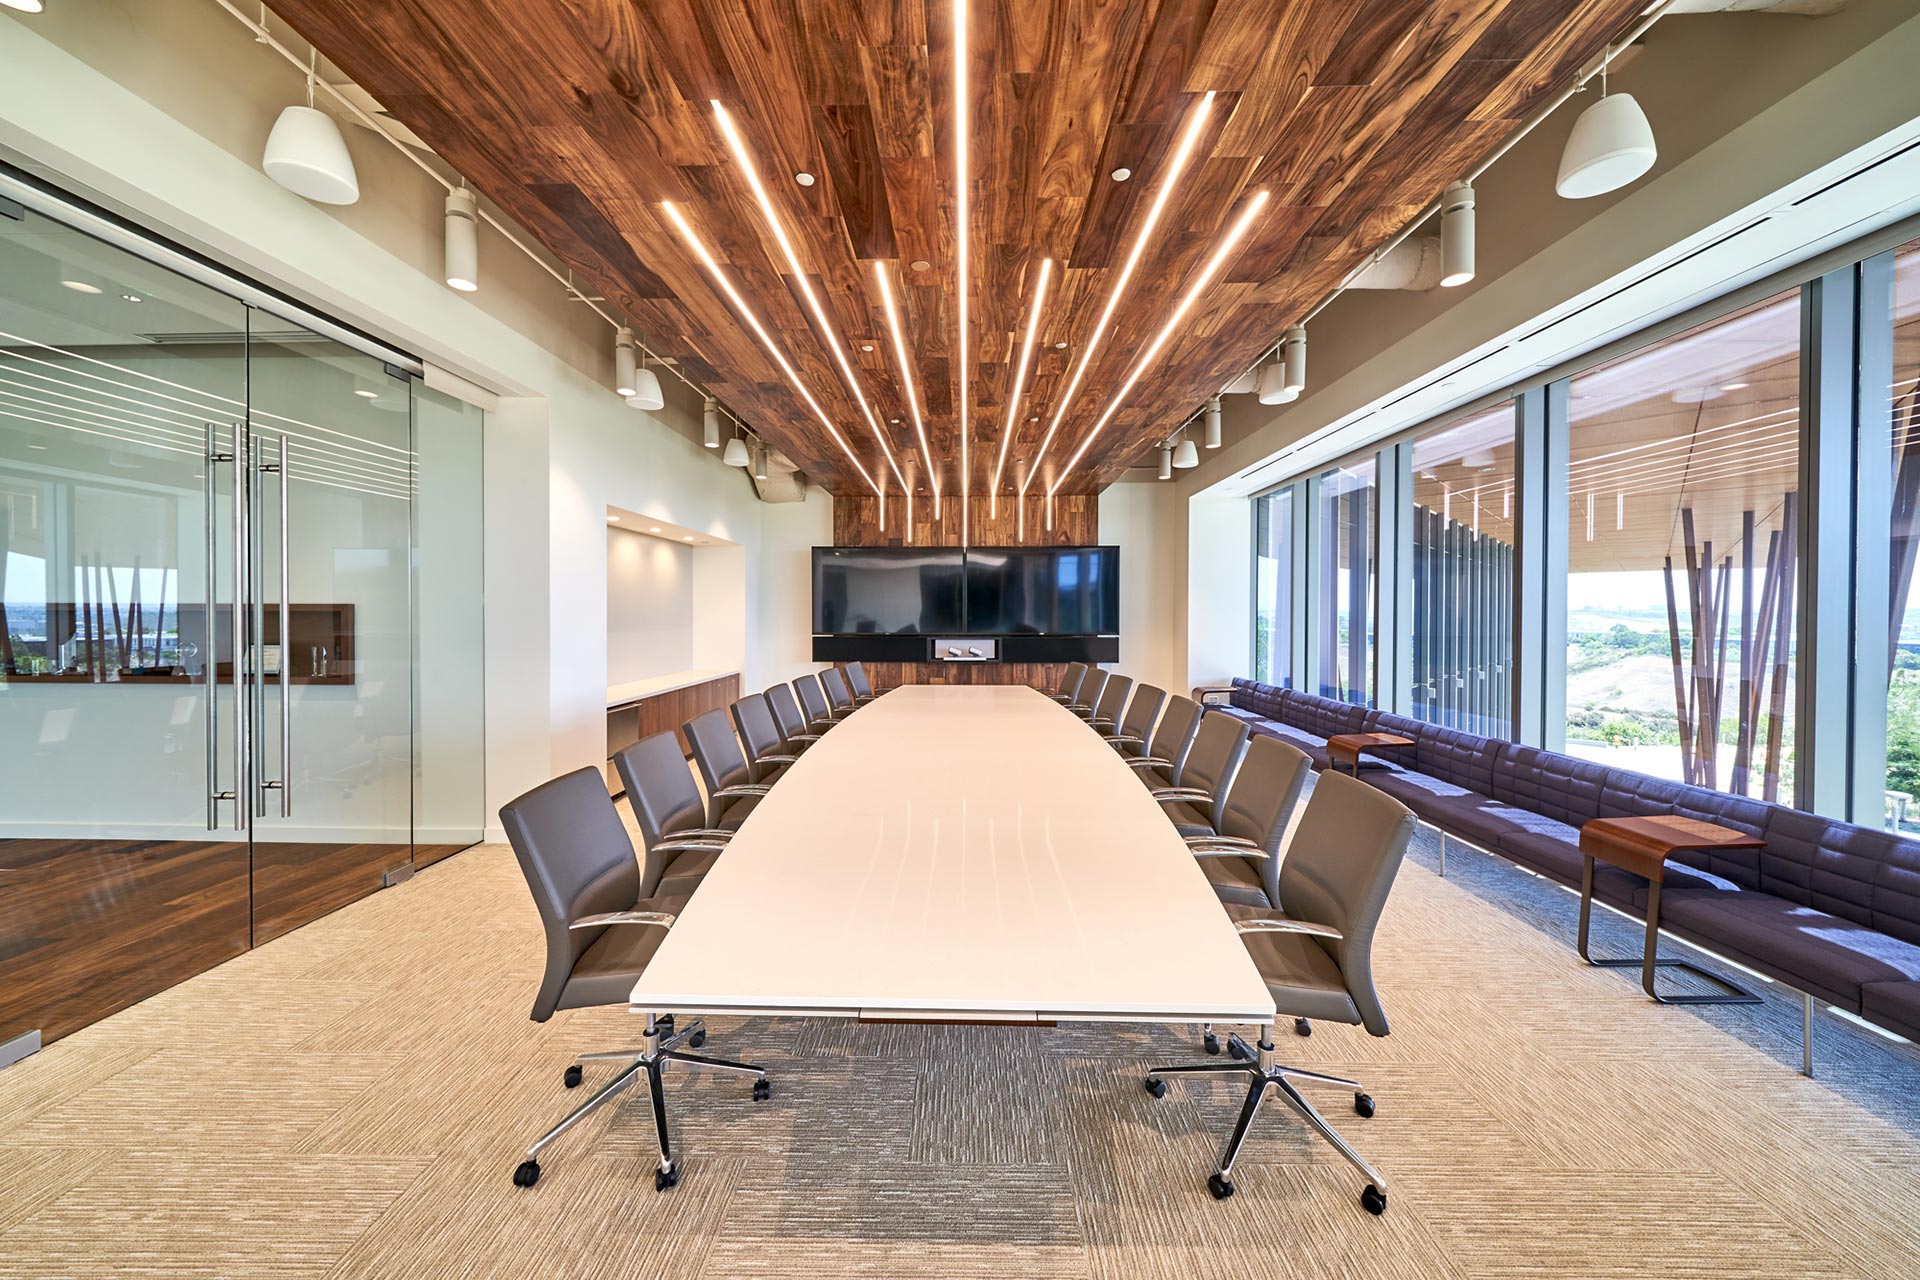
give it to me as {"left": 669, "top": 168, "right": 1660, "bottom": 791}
{"left": 1097, "top": 481, "right": 1183, "bottom": 694}
{"left": 605, "top": 528, "right": 695, "bottom": 683}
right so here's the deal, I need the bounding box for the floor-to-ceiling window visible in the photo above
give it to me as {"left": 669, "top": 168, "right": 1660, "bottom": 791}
{"left": 1882, "top": 239, "right": 1920, "bottom": 832}
{"left": 1562, "top": 291, "right": 1802, "bottom": 801}
{"left": 1317, "top": 460, "right": 1375, "bottom": 706}
{"left": 1253, "top": 488, "right": 1292, "bottom": 686}
{"left": 1409, "top": 404, "right": 1516, "bottom": 738}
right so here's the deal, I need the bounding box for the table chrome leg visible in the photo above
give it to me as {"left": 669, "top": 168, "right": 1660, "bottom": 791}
{"left": 1803, "top": 991, "right": 1815, "bottom": 1078}
{"left": 1576, "top": 859, "right": 1759, "bottom": 1005}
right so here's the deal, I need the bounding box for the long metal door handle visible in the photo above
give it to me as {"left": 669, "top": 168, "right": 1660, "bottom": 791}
{"left": 203, "top": 422, "right": 221, "bottom": 831}
{"left": 272, "top": 433, "right": 290, "bottom": 816}
{"left": 231, "top": 419, "right": 249, "bottom": 833}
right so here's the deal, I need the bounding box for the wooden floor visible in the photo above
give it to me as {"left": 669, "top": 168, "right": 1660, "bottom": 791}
{"left": 1, "top": 786, "right": 1916, "bottom": 1279}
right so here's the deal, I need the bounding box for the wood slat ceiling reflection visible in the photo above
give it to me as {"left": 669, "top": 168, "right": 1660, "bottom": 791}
{"left": 271, "top": 0, "right": 1646, "bottom": 497}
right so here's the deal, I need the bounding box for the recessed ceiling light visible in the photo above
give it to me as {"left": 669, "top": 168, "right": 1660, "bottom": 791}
{"left": 1111, "top": 168, "right": 1132, "bottom": 182}
{"left": 120, "top": 293, "right": 143, "bottom": 304}
{"left": 795, "top": 171, "right": 816, "bottom": 186}
{"left": 1720, "top": 381, "right": 1750, "bottom": 391}
{"left": 1054, "top": 341, "right": 1067, "bottom": 350}
{"left": 354, "top": 388, "right": 379, "bottom": 399}
{"left": 648, "top": 526, "right": 661, "bottom": 533}
{"left": 60, "top": 279, "right": 102, "bottom": 294}
{"left": 889, "top": 418, "right": 900, "bottom": 424}
{"left": 682, "top": 535, "right": 695, "bottom": 542}
{"left": 910, "top": 260, "right": 930, "bottom": 272}
{"left": 607, "top": 514, "right": 620, "bottom": 523}
{"left": 860, "top": 343, "right": 874, "bottom": 352}
{"left": 25, "top": 442, "right": 47, "bottom": 450}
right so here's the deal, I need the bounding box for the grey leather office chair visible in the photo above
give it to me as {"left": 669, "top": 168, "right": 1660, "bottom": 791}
{"left": 766, "top": 682, "right": 826, "bottom": 752}
{"left": 613, "top": 731, "right": 735, "bottom": 898}
{"left": 1085, "top": 674, "right": 1133, "bottom": 733}
{"left": 1145, "top": 769, "right": 1415, "bottom": 1213}
{"left": 1184, "top": 735, "right": 1312, "bottom": 911}
{"left": 731, "top": 693, "right": 801, "bottom": 783}
{"left": 1123, "top": 694, "right": 1204, "bottom": 785}
{"left": 499, "top": 767, "right": 769, "bottom": 1194}
{"left": 1046, "top": 662, "right": 1089, "bottom": 704}
{"left": 1103, "top": 683, "right": 1166, "bottom": 755}
{"left": 685, "top": 709, "right": 780, "bottom": 827}
{"left": 820, "top": 666, "right": 857, "bottom": 717}
{"left": 844, "top": 662, "right": 880, "bottom": 704}
{"left": 1066, "top": 669, "right": 1110, "bottom": 720}
{"left": 793, "top": 674, "right": 841, "bottom": 734}
{"left": 1146, "top": 711, "right": 1249, "bottom": 828}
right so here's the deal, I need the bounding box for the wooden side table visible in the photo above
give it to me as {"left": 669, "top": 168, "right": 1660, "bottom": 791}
{"left": 1326, "top": 732, "right": 1415, "bottom": 778}
{"left": 1577, "top": 815, "right": 1766, "bottom": 1005}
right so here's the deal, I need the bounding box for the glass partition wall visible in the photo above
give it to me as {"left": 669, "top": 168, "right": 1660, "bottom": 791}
{"left": 1317, "top": 460, "right": 1375, "bottom": 706}
{"left": 0, "top": 201, "right": 485, "bottom": 1045}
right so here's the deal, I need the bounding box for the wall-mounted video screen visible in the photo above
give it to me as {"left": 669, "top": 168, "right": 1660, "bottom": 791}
{"left": 811, "top": 545, "right": 1118, "bottom": 636}
{"left": 811, "top": 547, "right": 964, "bottom": 635}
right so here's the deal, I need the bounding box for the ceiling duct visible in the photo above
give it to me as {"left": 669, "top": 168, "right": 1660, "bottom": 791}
{"left": 1663, "top": 0, "right": 1850, "bottom": 12}
{"left": 1347, "top": 237, "right": 1446, "bottom": 290}
{"left": 748, "top": 449, "right": 809, "bottom": 503}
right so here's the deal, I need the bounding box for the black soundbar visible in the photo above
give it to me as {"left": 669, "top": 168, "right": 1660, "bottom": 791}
{"left": 811, "top": 634, "right": 1118, "bottom": 664}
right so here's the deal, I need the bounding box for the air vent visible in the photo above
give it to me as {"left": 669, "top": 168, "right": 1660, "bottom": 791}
{"left": 139, "top": 329, "right": 327, "bottom": 346}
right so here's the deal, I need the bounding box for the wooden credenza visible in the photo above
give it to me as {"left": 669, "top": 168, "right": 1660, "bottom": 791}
{"left": 606, "top": 669, "right": 740, "bottom": 794}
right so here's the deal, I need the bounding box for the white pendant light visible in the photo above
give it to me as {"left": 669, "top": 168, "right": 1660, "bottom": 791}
{"left": 444, "top": 187, "right": 479, "bottom": 292}
{"left": 1556, "top": 53, "right": 1655, "bottom": 200}
{"left": 752, "top": 444, "right": 770, "bottom": 482}
{"left": 1, "top": 0, "right": 48, "bottom": 13}
{"left": 702, "top": 397, "right": 721, "bottom": 448}
{"left": 1157, "top": 444, "right": 1173, "bottom": 480}
{"left": 1204, "top": 395, "right": 1223, "bottom": 449}
{"left": 262, "top": 50, "right": 360, "bottom": 206}
{"left": 614, "top": 326, "right": 637, "bottom": 397}
{"left": 625, "top": 348, "right": 664, "bottom": 410}
{"left": 1281, "top": 325, "right": 1306, "bottom": 393}
{"left": 722, "top": 433, "right": 751, "bottom": 467}
{"left": 1172, "top": 436, "right": 1199, "bottom": 469}
{"left": 1439, "top": 180, "right": 1475, "bottom": 287}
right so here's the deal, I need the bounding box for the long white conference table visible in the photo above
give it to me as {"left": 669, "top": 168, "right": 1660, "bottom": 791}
{"left": 630, "top": 683, "right": 1274, "bottom": 1028}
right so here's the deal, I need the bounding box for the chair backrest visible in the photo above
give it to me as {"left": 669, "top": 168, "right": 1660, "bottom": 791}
{"left": 499, "top": 767, "right": 639, "bottom": 1022}
{"left": 1092, "top": 673, "right": 1132, "bottom": 726}
{"left": 1116, "top": 684, "right": 1167, "bottom": 752}
{"left": 794, "top": 673, "right": 834, "bottom": 728}
{"left": 1054, "top": 662, "right": 1088, "bottom": 698}
{"left": 820, "top": 667, "right": 855, "bottom": 713}
{"left": 730, "top": 693, "right": 788, "bottom": 783}
{"left": 845, "top": 662, "right": 875, "bottom": 699}
{"left": 684, "top": 709, "right": 752, "bottom": 822}
{"left": 1217, "top": 736, "right": 1313, "bottom": 905}
{"left": 1074, "top": 669, "right": 1110, "bottom": 714}
{"left": 1148, "top": 696, "right": 1205, "bottom": 779}
{"left": 1278, "top": 769, "right": 1416, "bottom": 1036}
{"left": 612, "top": 732, "right": 707, "bottom": 897}
{"left": 766, "top": 682, "right": 814, "bottom": 746}
{"left": 1181, "top": 711, "right": 1250, "bottom": 815}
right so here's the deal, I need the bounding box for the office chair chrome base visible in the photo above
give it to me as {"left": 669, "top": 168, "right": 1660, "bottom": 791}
{"left": 1146, "top": 1032, "right": 1387, "bottom": 1214}
{"left": 512, "top": 1014, "right": 768, "bottom": 1192}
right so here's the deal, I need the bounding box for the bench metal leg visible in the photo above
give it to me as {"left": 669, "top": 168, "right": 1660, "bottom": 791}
{"left": 1803, "top": 991, "right": 1815, "bottom": 1079}
{"left": 1437, "top": 830, "right": 1446, "bottom": 878}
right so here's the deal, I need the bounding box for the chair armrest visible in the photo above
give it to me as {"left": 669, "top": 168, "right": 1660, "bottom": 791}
{"left": 757, "top": 754, "right": 801, "bottom": 765}
{"left": 1150, "top": 787, "right": 1213, "bottom": 801}
{"left": 1184, "top": 834, "right": 1257, "bottom": 849}
{"left": 785, "top": 733, "right": 824, "bottom": 743}
{"left": 670, "top": 828, "right": 735, "bottom": 841}
{"left": 654, "top": 838, "right": 728, "bottom": 855}
{"left": 571, "top": 910, "right": 675, "bottom": 930}
{"left": 1124, "top": 757, "right": 1172, "bottom": 770}
{"left": 1234, "top": 918, "right": 1342, "bottom": 941}
{"left": 1064, "top": 702, "right": 1094, "bottom": 713}
{"left": 1087, "top": 717, "right": 1118, "bottom": 730}
{"left": 1105, "top": 734, "right": 1145, "bottom": 746}
{"left": 715, "top": 784, "right": 773, "bottom": 798}
{"left": 1190, "top": 846, "right": 1271, "bottom": 860}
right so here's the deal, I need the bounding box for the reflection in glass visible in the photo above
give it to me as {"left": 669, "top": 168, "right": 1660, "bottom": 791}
{"left": 1410, "top": 403, "right": 1516, "bottom": 738}
{"left": 1317, "top": 460, "right": 1375, "bottom": 706}
{"left": 1254, "top": 489, "right": 1292, "bottom": 686}
{"left": 1884, "top": 242, "right": 1920, "bottom": 831}
{"left": 1563, "top": 292, "right": 1801, "bottom": 802}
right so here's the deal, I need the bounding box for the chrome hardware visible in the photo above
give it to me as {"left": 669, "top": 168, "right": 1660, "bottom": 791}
{"left": 254, "top": 432, "right": 291, "bottom": 817}
{"left": 231, "top": 420, "right": 248, "bottom": 832}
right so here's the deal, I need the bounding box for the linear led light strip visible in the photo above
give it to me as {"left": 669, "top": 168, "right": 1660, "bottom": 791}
{"left": 1050, "top": 190, "right": 1271, "bottom": 492}
{"left": 710, "top": 100, "right": 907, "bottom": 493}
{"left": 955, "top": 0, "right": 971, "bottom": 546}
{"left": 991, "top": 258, "right": 1052, "bottom": 518}
{"left": 661, "top": 201, "right": 881, "bottom": 495}
{"left": 874, "top": 262, "right": 939, "bottom": 510}
{"left": 1021, "top": 90, "right": 1216, "bottom": 496}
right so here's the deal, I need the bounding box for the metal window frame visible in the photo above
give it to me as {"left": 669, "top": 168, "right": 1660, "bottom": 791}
{"left": 1511, "top": 384, "right": 1568, "bottom": 749}
{"left": 1851, "top": 250, "right": 1898, "bottom": 825}
{"left": 1374, "top": 440, "right": 1414, "bottom": 714}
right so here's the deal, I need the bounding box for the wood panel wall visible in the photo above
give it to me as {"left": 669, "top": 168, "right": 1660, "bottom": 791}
{"left": 605, "top": 673, "right": 742, "bottom": 794}
{"left": 830, "top": 495, "right": 1098, "bottom": 692}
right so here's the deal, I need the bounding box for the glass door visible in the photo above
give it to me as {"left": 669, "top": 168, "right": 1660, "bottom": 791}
{"left": 245, "top": 327, "right": 415, "bottom": 944}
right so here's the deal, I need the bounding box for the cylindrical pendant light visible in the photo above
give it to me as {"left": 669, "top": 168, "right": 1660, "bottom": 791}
{"left": 262, "top": 51, "right": 359, "bottom": 206}
{"left": 722, "top": 433, "right": 751, "bottom": 468}
{"left": 1281, "top": 325, "right": 1306, "bottom": 393}
{"left": 1256, "top": 356, "right": 1297, "bottom": 405}
{"left": 444, "top": 187, "right": 479, "bottom": 292}
{"left": 1, "top": 0, "right": 48, "bottom": 12}
{"left": 1439, "top": 180, "right": 1475, "bottom": 287}
{"left": 702, "top": 397, "right": 721, "bottom": 448}
{"left": 752, "top": 443, "right": 770, "bottom": 482}
{"left": 625, "top": 347, "right": 664, "bottom": 410}
{"left": 614, "top": 326, "right": 637, "bottom": 398}
{"left": 1172, "top": 436, "right": 1199, "bottom": 469}
{"left": 1204, "top": 395, "right": 1222, "bottom": 449}
{"left": 1157, "top": 444, "right": 1173, "bottom": 480}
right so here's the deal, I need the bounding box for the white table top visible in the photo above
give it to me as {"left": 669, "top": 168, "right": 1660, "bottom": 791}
{"left": 607, "top": 668, "right": 738, "bottom": 709}
{"left": 630, "top": 684, "right": 1275, "bottom": 1025}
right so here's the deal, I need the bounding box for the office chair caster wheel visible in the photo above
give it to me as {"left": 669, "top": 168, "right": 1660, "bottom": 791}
{"left": 689, "top": 1030, "right": 706, "bottom": 1048}
{"left": 1201, "top": 1032, "right": 1221, "bottom": 1055}
{"left": 512, "top": 1160, "right": 541, "bottom": 1188}
{"left": 654, "top": 1165, "right": 679, "bottom": 1192}
{"left": 1361, "top": 1184, "right": 1387, "bottom": 1215}
{"left": 1295, "top": 1018, "right": 1312, "bottom": 1037}
{"left": 658, "top": 1014, "right": 675, "bottom": 1037}
{"left": 1227, "top": 1039, "right": 1252, "bottom": 1062}
{"left": 1143, "top": 1077, "right": 1167, "bottom": 1099}
{"left": 562, "top": 1065, "right": 583, "bottom": 1089}
{"left": 752, "top": 1078, "right": 772, "bottom": 1101}
{"left": 1207, "top": 1173, "right": 1234, "bottom": 1201}
{"left": 1354, "top": 1093, "right": 1375, "bottom": 1119}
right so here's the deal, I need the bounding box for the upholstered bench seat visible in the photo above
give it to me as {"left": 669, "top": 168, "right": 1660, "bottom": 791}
{"left": 1657, "top": 891, "right": 1920, "bottom": 1012}
{"left": 1862, "top": 981, "right": 1920, "bottom": 1041}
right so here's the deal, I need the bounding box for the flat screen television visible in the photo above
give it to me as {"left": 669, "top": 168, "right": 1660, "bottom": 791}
{"left": 811, "top": 547, "right": 964, "bottom": 635}
{"left": 963, "top": 546, "right": 1120, "bottom": 635}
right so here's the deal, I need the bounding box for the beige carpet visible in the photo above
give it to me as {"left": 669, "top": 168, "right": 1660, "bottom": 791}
{"left": 2, "top": 798, "right": 1917, "bottom": 1279}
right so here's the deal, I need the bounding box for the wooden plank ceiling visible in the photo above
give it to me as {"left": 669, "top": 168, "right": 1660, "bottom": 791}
{"left": 271, "top": 0, "right": 1646, "bottom": 498}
